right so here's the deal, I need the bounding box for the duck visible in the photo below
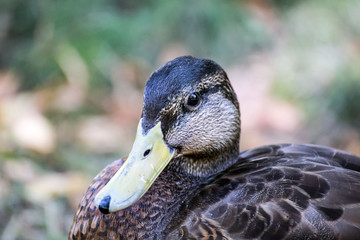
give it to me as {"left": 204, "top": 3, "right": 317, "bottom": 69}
{"left": 69, "top": 56, "right": 360, "bottom": 240}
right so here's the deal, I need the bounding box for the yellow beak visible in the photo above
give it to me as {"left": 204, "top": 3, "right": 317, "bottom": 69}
{"left": 94, "top": 119, "right": 175, "bottom": 212}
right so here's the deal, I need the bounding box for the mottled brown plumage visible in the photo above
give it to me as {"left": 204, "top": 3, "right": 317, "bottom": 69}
{"left": 69, "top": 56, "right": 360, "bottom": 240}
{"left": 69, "top": 158, "right": 205, "bottom": 239}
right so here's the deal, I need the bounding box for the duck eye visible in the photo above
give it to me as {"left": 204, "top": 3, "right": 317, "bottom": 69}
{"left": 185, "top": 92, "right": 202, "bottom": 110}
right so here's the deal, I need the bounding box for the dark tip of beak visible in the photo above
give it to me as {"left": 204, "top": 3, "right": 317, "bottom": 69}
{"left": 98, "top": 195, "right": 111, "bottom": 214}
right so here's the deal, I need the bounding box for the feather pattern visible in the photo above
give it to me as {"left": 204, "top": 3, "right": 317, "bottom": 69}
{"left": 69, "top": 144, "right": 360, "bottom": 240}
{"left": 167, "top": 144, "right": 360, "bottom": 240}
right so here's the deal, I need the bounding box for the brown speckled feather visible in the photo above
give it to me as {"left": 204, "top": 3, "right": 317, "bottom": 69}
{"left": 69, "top": 157, "right": 205, "bottom": 240}
{"left": 69, "top": 144, "right": 360, "bottom": 240}
{"left": 69, "top": 159, "right": 125, "bottom": 240}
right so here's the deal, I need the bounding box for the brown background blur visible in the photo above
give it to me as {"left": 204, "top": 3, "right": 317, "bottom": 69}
{"left": 1, "top": 0, "right": 360, "bottom": 239}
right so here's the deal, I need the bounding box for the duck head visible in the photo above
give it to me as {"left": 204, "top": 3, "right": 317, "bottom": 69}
{"left": 94, "top": 56, "right": 240, "bottom": 213}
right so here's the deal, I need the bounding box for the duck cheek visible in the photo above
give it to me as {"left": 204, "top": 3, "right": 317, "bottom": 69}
{"left": 167, "top": 98, "right": 239, "bottom": 154}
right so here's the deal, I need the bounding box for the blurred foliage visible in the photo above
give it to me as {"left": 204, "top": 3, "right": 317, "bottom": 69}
{"left": 326, "top": 63, "right": 360, "bottom": 129}
{"left": 270, "top": 0, "right": 305, "bottom": 10}
{"left": 0, "top": 0, "right": 268, "bottom": 90}
{"left": 271, "top": 0, "right": 360, "bottom": 130}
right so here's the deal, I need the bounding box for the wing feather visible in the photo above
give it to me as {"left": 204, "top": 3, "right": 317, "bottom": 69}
{"left": 169, "top": 144, "right": 360, "bottom": 240}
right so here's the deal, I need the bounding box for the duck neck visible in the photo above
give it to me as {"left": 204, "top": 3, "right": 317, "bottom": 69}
{"left": 126, "top": 164, "right": 204, "bottom": 239}
{"left": 168, "top": 138, "right": 240, "bottom": 178}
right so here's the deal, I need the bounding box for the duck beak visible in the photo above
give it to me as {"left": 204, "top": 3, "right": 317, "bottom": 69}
{"left": 94, "top": 119, "right": 175, "bottom": 213}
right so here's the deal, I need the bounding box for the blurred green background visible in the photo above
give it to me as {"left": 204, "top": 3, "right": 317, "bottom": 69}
{"left": 0, "top": 0, "right": 359, "bottom": 239}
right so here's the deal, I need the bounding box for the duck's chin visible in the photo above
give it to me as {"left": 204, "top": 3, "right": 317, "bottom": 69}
{"left": 168, "top": 147, "right": 240, "bottom": 178}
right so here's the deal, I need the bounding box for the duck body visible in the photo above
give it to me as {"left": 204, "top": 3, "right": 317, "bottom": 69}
{"left": 69, "top": 56, "right": 360, "bottom": 240}
{"left": 70, "top": 144, "right": 360, "bottom": 240}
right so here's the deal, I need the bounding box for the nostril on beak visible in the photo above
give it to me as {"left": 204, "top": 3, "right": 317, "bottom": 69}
{"left": 98, "top": 195, "right": 111, "bottom": 214}
{"left": 143, "top": 148, "right": 151, "bottom": 158}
